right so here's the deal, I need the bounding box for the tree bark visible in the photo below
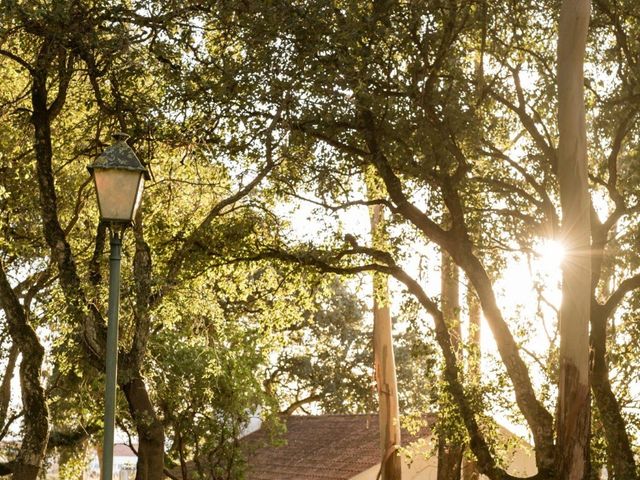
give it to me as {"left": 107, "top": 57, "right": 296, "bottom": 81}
{"left": 589, "top": 222, "right": 637, "bottom": 477}
{"left": 438, "top": 247, "right": 463, "bottom": 480}
{"left": 121, "top": 217, "right": 166, "bottom": 480}
{"left": 0, "top": 343, "right": 18, "bottom": 436}
{"left": 462, "top": 286, "right": 481, "bottom": 480}
{"left": 366, "top": 168, "right": 402, "bottom": 480}
{"left": 0, "top": 264, "right": 49, "bottom": 480}
{"left": 557, "top": 1, "right": 592, "bottom": 478}
{"left": 121, "top": 375, "right": 165, "bottom": 480}
{"left": 590, "top": 307, "right": 637, "bottom": 479}
{"left": 30, "top": 41, "right": 106, "bottom": 366}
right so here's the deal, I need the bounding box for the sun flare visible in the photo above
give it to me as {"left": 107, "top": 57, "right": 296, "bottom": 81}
{"left": 539, "top": 239, "right": 566, "bottom": 270}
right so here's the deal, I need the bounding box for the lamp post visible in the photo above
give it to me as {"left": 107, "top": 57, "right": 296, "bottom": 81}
{"left": 88, "top": 133, "right": 149, "bottom": 480}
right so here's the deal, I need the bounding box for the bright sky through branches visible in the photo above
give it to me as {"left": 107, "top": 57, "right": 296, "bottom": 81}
{"left": 538, "top": 240, "right": 566, "bottom": 271}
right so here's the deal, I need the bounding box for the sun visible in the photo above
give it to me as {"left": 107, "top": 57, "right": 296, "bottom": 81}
{"left": 539, "top": 239, "right": 566, "bottom": 270}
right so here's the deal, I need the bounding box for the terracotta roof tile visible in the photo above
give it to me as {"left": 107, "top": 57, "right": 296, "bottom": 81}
{"left": 113, "top": 444, "right": 137, "bottom": 457}
{"left": 241, "top": 414, "right": 433, "bottom": 480}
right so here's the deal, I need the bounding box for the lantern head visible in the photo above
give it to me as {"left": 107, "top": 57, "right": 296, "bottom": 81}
{"left": 88, "top": 133, "right": 149, "bottom": 225}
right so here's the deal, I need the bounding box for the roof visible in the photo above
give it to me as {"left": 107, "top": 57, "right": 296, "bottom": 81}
{"left": 88, "top": 133, "right": 149, "bottom": 179}
{"left": 113, "top": 443, "right": 137, "bottom": 457}
{"left": 241, "top": 414, "right": 433, "bottom": 480}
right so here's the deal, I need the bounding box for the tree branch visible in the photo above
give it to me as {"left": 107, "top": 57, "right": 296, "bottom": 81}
{"left": 156, "top": 104, "right": 286, "bottom": 306}
{"left": 281, "top": 393, "right": 323, "bottom": 416}
{"left": 0, "top": 49, "right": 34, "bottom": 73}
{"left": 601, "top": 273, "right": 640, "bottom": 320}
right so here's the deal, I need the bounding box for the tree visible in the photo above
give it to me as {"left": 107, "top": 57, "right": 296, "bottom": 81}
{"left": 556, "top": 0, "right": 592, "bottom": 477}
{"left": 367, "top": 169, "right": 402, "bottom": 480}
{"left": 264, "top": 278, "right": 373, "bottom": 416}
{"left": 0, "top": 2, "right": 286, "bottom": 477}
{"left": 218, "top": 1, "right": 640, "bottom": 478}
{"left": 3, "top": 2, "right": 640, "bottom": 479}
{"left": 0, "top": 264, "right": 48, "bottom": 480}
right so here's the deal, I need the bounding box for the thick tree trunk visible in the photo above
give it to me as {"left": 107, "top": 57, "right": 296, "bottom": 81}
{"left": 30, "top": 42, "right": 106, "bottom": 367}
{"left": 0, "top": 265, "right": 49, "bottom": 480}
{"left": 121, "top": 375, "right": 165, "bottom": 480}
{"left": 366, "top": 167, "right": 402, "bottom": 480}
{"left": 372, "top": 288, "right": 402, "bottom": 480}
{"left": 437, "top": 248, "right": 463, "bottom": 480}
{"left": 557, "top": 1, "right": 592, "bottom": 478}
{"left": 12, "top": 348, "right": 49, "bottom": 480}
{"left": 124, "top": 216, "right": 166, "bottom": 480}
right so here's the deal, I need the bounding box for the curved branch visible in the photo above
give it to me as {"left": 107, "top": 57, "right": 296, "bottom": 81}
{"left": 156, "top": 104, "right": 286, "bottom": 306}
{"left": 0, "top": 48, "right": 34, "bottom": 73}
{"left": 488, "top": 87, "right": 557, "bottom": 170}
{"left": 30, "top": 41, "right": 105, "bottom": 365}
{"left": 281, "top": 393, "right": 323, "bottom": 416}
{"left": 601, "top": 272, "right": 640, "bottom": 320}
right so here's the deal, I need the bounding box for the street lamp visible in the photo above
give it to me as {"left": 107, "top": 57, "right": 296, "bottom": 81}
{"left": 88, "top": 133, "right": 149, "bottom": 480}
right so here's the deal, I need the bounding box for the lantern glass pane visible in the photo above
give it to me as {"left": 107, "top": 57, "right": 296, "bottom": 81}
{"left": 131, "top": 175, "right": 145, "bottom": 219}
{"left": 93, "top": 169, "right": 143, "bottom": 222}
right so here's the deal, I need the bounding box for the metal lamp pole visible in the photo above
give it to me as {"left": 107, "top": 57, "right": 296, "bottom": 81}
{"left": 88, "top": 133, "right": 149, "bottom": 480}
{"left": 102, "top": 226, "right": 123, "bottom": 480}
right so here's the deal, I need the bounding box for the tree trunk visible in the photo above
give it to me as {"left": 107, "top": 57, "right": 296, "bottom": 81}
{"left": 437, "top": 248, "right": 463, "bottom": 480}
{"left": 591, "top": 308, "right": 637, "bottom": 479}
{"left": 462, "top": 287, "right": 481, "bottom": 480}
{"left": 121, "top": 375, "right": 165, "bottom": 480}
{"left": 0, "top": 343, "right": 18, "bottom": 434}
{"left": 589, "top": 223, "right": 637, "bottom": 477}
{"left": 0, "top": 265, "right": 49, "bottom": 480}
{"left": 96, "top": 444, "right": 104, "bottom": 479}
{"left": 372, "top": 283, "right": 403, "bottom": 480}
{"left": 557, "top": 1, "right": 592, "bottom": 478}
{"left": 366, "top": 167, "right": 402, "bottom": 480}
